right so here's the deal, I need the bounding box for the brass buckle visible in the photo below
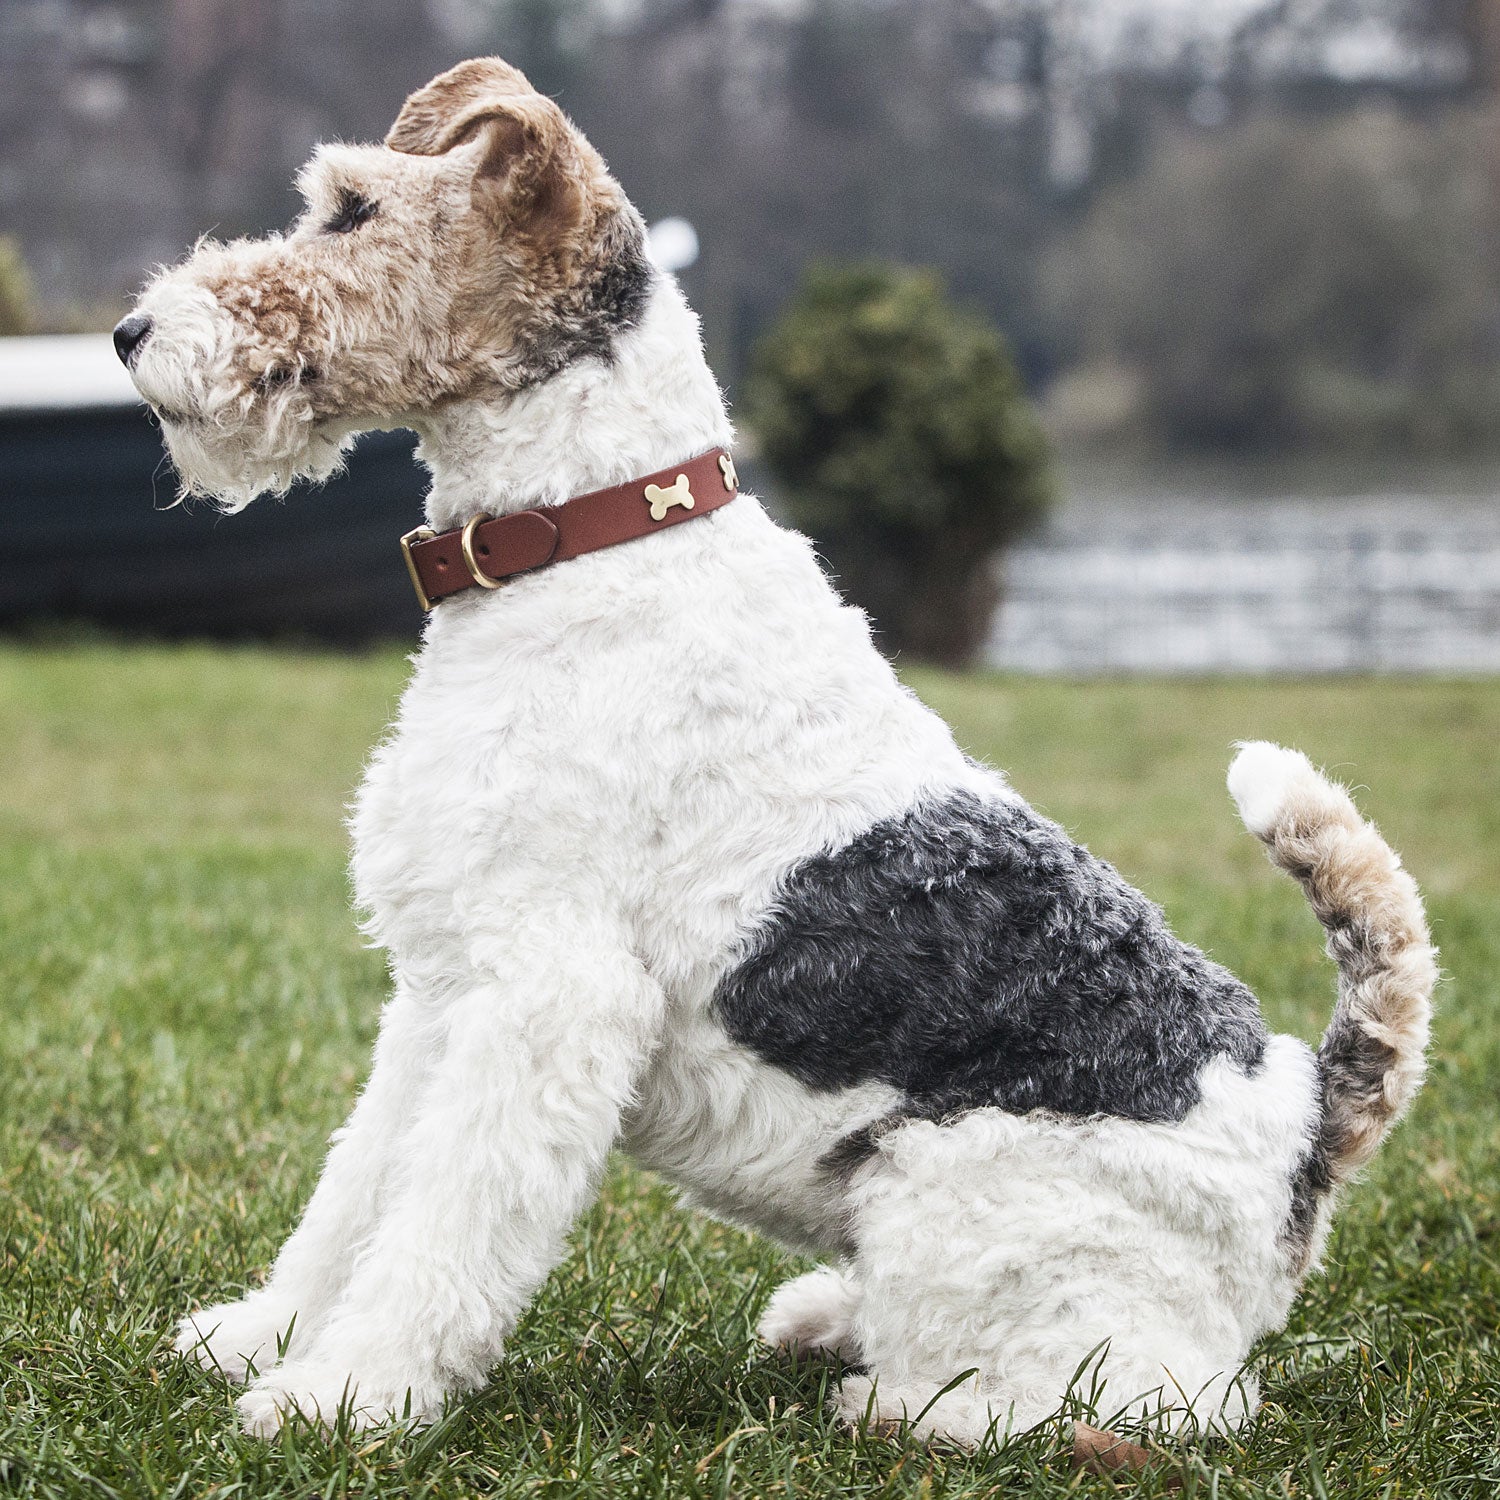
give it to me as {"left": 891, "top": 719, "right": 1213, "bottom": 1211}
{"left": 399, "top": 525, "right": 436, "bottom": 611}
{"left": 460, "top": 514, "right": 504, "bottom": 590}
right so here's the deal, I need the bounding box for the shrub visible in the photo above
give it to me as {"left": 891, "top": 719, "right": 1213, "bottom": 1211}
{"left": 0, "top": 237, "right": 35, "bottom": 336}
{"left": 744, "top": 263, "right": 1053, "bottom": 665}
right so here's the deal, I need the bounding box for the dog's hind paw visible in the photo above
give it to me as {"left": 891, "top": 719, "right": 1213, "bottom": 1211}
{"left": 173, "top": 1291, "right": 300, "bottom": 1383}
{"left": 833, "top": 1373, "right": 1021, "bottom": 1450}
{"left": 757, "top": 1266, "right": 863, "bottom": 1364}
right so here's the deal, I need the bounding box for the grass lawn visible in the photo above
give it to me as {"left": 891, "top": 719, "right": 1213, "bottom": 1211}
{"left": 1, "top": 643, "right": 1496, "bottom": 1498}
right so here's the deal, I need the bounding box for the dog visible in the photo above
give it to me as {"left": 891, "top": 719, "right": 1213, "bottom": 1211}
{"left": 114, "top": 57, "right": 1436, "bottom": 1446}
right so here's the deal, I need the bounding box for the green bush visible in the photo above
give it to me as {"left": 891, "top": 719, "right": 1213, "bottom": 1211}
{"left": 0, "top": 236, "right": 35, "bottom": 336}
{"left": 744, "top": 263, "right": 1052, "bottom": 665}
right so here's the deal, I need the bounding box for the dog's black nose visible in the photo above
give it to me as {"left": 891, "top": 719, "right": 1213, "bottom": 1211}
{"left": 112, "top": 313, "right": 154, "bottom": 367}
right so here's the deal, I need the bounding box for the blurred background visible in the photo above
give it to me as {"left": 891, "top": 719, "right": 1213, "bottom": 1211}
{"left": 2, "top": 0, "right": 1498, "bottom": 670}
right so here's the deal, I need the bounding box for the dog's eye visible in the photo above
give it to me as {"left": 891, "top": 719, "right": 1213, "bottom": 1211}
{"left": 325, "top": 189, "right": 378, "bottom": 235}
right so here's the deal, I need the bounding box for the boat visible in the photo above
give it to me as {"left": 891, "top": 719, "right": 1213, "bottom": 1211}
{"left": 0, "top": 335, "right": 428, "bottom": 639}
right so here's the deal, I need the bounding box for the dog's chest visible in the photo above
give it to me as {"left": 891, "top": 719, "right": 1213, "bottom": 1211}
{"left": 349, "top": 509, "right": 975, "bottom": 990}
{"left": 349, "top": 611, "right": 671, "bottom": 955}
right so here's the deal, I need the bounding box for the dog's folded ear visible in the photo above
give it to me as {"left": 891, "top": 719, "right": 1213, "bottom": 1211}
{"left": 387, "top": 58, "right": 585, "bottom": 238}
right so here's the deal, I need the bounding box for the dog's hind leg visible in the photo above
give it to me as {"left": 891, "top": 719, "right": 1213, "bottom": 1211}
{"left": 827, "top": 1115, "right": 1066, "bottom": 1448}
{"left": 237, "top": 911, "right": 666, "bottom": 1436}
{"left": 758, "top": 1266, "right": 863, "bottom": 1365}
{"left": 175, "top": 985, "right": 442, "bottom": 1382}
{"left": 835, "top": 1106, "right": 1278, "bottom": 1449}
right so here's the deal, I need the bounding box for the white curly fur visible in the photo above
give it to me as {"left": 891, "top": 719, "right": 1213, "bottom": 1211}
{"left": 127, "top": 59, "right": 1433, "bottom": 1449}
{"left": 127, "top": 246, "right": 359, "bottom": 507}
{"left": 1227, "top": 741, "right": 1322, "bottom": 841}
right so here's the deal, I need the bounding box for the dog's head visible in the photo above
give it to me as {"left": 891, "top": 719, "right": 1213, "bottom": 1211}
{"left": 116, "top": 58, "right": 652, "bottom": 509}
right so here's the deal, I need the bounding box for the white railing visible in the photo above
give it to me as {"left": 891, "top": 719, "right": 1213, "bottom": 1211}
{"left": 0, "top": 335, "right": 141, "bottom": 411}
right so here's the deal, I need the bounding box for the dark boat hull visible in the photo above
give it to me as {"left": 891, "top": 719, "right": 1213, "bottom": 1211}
{"left": 1, "top": 406, "right": 427, "bottom": 641}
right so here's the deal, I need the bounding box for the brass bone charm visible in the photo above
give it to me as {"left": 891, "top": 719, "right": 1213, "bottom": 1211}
{"left": 644, "top": 473, "right": 695, "bottom": 522}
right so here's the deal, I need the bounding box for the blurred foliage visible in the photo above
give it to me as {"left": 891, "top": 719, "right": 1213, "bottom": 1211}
{"left": 6, "top": 0, "right": 1495, "bottom": 457}
{"left": 481, "top": 0, "right": 590, "bottom": 98}
{"left": 1048, "top": 104, "right": 1500, "bottom": 453}
{"left": 0, "top": 235, "right": 35, "bottom": 336}
{"left": 745, "top": 263, "right": 1053, "bottom": 666}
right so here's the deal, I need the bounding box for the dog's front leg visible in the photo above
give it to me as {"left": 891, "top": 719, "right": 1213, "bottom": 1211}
{"left": 236, "top": 923, "right": 664, "bottom": 1437}
{"left": 176, "top": 985, "right": 442, "bottom": 1380}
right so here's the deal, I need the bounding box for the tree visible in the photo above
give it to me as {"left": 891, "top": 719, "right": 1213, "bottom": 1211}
{"left": 744, "top": 263, "right": 1053, "bottom": 666}
{"left": 480, "top": 0, "right": 590, "bottom": 100}
{"left": 1050, "top": 107, "right": 1500, "bottom": 452}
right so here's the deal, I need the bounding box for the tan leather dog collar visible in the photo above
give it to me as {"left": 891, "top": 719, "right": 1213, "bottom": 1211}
{"left": 400, "top": 447, "right": 739, "bottom": 610}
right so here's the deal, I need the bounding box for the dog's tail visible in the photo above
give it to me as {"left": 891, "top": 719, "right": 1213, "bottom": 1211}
{"left": 1228, "top": 742, "right": 1437, "bottom": 1187}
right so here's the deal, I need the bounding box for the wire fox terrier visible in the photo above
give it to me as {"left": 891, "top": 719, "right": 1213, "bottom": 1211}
{"left": 116, "top": 57, "right": 1437, "bottom": 1447}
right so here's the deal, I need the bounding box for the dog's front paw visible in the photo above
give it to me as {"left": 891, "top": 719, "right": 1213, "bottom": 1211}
{"left": 174, "top": 1291, "right": 300, "bottom": 1382}
{"left": 237, "top": 1362, "right": 442, "bottom": 1438}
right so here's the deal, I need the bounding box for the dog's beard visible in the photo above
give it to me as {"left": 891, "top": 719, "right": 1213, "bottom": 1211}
{"left": 130, "top": 276, "right": 356, "bottom": 511}
{"left": 157, "top": 400, "right": 354, "bottom": 513}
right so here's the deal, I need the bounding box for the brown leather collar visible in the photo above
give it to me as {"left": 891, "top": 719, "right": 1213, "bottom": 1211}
{"left": 400, "top": 447, "right": 739, "bottom": 610}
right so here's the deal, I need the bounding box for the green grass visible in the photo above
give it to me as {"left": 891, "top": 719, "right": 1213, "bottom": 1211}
{"left": 1, "top": 644, "right": 1497, "bottom": 1499}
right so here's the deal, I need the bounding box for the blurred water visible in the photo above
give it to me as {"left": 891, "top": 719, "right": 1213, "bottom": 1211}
{"left": 987, "top": 459, "right": 1500, "bottom": 673}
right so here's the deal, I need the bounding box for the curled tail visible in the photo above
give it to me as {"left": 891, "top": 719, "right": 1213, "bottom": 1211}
{"left": 1228, "top": 742, "right": 1437, "bottom": 1188}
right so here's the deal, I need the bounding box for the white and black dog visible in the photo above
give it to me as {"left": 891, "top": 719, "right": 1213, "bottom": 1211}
{"left": 115, "top": 58, "right": 1436, "bottom": 1445}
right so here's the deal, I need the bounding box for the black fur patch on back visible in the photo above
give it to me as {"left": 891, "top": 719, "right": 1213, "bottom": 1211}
{"left": 715, "top": 791, "right": 1268, "bottom": 1139}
